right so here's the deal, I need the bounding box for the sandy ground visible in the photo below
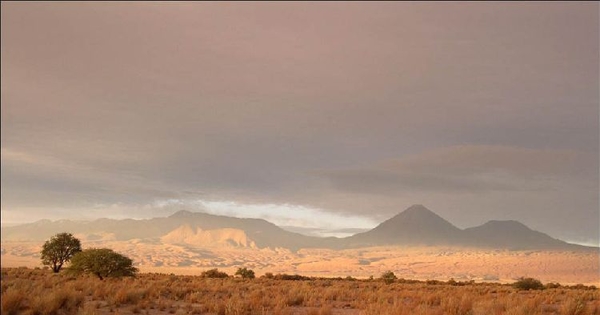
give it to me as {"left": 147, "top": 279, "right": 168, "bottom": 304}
{"left": 2, "top": 240, "right": 598, "bottom": 285}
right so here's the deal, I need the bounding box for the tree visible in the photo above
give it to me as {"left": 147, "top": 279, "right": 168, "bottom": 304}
{"left": 68, "top": 248, "right": 138, "bottom": 280}
{"left": 235, "top": 267, "right": 255, "bottom": 279}
{"left": 41, "top": 232, "right": 82, "bottom": 273}
{"left": 380, "top": 270, "right": 397, "bottom": 284}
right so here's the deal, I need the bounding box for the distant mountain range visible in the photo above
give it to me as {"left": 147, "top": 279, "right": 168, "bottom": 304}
{"left": 1, "top": 205, "right": 592, "bottom": 251}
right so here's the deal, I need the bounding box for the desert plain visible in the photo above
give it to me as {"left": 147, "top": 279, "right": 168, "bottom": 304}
{"left": 2, "top": 239, "right": 598, "bottom": 286}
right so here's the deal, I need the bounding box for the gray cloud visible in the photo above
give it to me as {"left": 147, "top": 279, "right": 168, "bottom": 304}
{"left": 317, "top": 145, "right": 595, "bottom": 195}
{"left": 1, "top": 2, "right": 598, "bottom": 244}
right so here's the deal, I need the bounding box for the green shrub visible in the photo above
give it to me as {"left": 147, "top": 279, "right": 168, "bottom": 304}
{"left": 545, "top": 282, "right": 561, "bottom": 289}
{"left": 513, "top": 277, "right": 544, "bottom": 290}
{"left": 235, "top": 267, "right": 255, "bottom": 279}
{"left": 380, "top": 271, "right": 397, "bottom": 284}
{"left": 68, "top": 248, "right": 137, "bottom": 280}
{"left": 201, "top": 268, "right": 229, "bottom": 279}
{"left": 263, "top": 272, "right": 274, "bottom": 279}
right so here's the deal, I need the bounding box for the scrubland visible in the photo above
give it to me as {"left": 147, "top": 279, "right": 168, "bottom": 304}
{"left": 3, "top": 242, "right": 599, "bottom": 286}
{"left": 2, "top": 267, "right": 599, "bottom": 315}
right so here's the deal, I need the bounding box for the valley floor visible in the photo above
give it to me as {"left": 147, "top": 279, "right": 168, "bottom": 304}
{"left": 2, "top": 241, "right": 599, "bottom": 286}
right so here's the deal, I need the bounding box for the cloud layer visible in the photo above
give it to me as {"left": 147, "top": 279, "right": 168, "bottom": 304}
{"left": 1, "top": 2, "right": 598, "bottom": 245}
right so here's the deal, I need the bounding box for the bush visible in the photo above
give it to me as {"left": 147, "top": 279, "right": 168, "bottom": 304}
{"left": 41, "top": 233, "right": 82, "bottom": 273}
{"left": 380, "top": 271, "right": 397, "bottom": 284}
{"left": 513, "top": 277, "right": 544, "bottom": 290}
{"left": 263, "top": 272, "right": 274, "bottom": 279}
{"left": 201, "top": 268, "right": 229, "bottom": 278}
{"left": 569, "top": 284, "right": 597, "bottom": 290}
{"left": 273, "top": 273, "right": 311, "bottom": 281}
{"left": 29, "top": 289, "right": 84, "bottom": 315}
{"left": 68, "top": 248, "right": 138, "bottom": 280}
{"left": 545, "top": 282, "right": 561, "bottom": 289}
{"left": 1, "top": 288, "right": 26, "bottom": 315}
{"left": 235, "top": 267, "right": 255, "bottom": 279}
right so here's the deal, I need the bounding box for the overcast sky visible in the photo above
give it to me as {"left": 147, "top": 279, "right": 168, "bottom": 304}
{"left": 1, "top": 2, "right": 598, "bottom": 245}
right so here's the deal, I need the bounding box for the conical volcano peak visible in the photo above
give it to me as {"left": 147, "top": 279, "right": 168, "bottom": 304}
{"left": 350, "top": 204, "right": 464, "bottom": 246}
{"left": 390, "top": 204, "right": 445, "bottom": 223}
{"left": 402, "top": 204, "right": 434, "bottom": 215}
{"left": 405, "top": 204, "right": 428, "bottom": 211}
{"left": 379, "top": 205, "right": 458, "bottom": 234}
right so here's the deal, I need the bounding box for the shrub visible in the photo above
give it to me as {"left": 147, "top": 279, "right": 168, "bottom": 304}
{"left": 380, "top": 271, "right": 397, "bottom": 284}
{"left": 1, "top": 288, "right": 26, "bottom": 315}
{"left": 513, "top": 277, "right": 544, "bottom": 291}
{"left": 201, "top": 268, "right": 229, "bottom": 278}
{"left": 68, "top": 248, "right": 138, "bottom": 280}
{"left": 29, "top": 289, "right": 84, "bottom": 315}
{"left": 263, "top": 272, "right": 274, "bottom": 279}
{"left": 235, "top": 267, "right": 255, "bottom": 279}
{"left": 41, "top": 232, "right": 82, "bottom": 273}
{"left": 274, "top": 273, "right": 311, "bottom": 281}
{"left": 545, "top": 282, "right": 561, "bottom": 289}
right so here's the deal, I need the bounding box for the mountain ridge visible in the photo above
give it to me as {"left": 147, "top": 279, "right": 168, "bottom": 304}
{"left": 1, "top": 205, "right": 593, "bottom": 251}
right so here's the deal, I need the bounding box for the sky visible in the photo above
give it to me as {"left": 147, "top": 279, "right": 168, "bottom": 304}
{"left": 1, "top": 2, "right": 598, "bottom": 245}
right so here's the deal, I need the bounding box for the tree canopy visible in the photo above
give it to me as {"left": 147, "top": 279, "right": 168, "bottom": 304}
{"left": 68, "top": 248, "right": 138, "bottom": 280}
{"left": 41, "top": 232, "right": 82, "bottom": 273}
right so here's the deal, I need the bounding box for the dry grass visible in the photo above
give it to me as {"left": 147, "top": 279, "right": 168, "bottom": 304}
{"left": 1, "top": 267, "right": 598, "bottom": 315}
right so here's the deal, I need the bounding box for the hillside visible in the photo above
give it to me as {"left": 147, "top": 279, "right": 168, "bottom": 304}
{"left": 345, "top": 204, "right": 465, "bottom": 247}
{"left": 0, "top": 210, "right": 332, "bottom": 251}
{"left": 1, "top": 205, "right": 592, "bottom": 251}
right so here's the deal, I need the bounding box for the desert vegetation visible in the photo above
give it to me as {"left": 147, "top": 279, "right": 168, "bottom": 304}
{"left": 68, "top": 248, "right": 138, "bottom": 280}
{"left": 40, "top": 233, "right": 82, "bottom": 273}
{"left": 1, "top": 267, "right": 598, "bottom": 315}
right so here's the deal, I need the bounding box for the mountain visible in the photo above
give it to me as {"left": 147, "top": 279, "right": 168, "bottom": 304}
{"left": 0, "top": 210, "right": 335, "bottom": 251}
{"left": 1, "top": 205, "right": 591, "bottom": 251}
{"left": 345, "top": 205, "right": 464, "bottom": 247}
{"left": 462, "top": 220, "right": 577, "bottom": 250}
{"left": 345, "top": 205, "right": 584, "bottom": 250}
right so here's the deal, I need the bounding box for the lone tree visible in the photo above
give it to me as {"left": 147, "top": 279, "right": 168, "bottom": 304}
{"left": 68, "top": 248, "right": 138, "bottom": 280}
{"left": 235, "top": 267, "right": 255, "bottom": 279}
{"left": 41, "top": 232, "right": 82, "bottom": 273}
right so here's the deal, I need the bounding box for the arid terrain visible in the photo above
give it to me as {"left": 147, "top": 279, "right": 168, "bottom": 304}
{"left": 2, "top": 240, "right": 599, "bottom": 286}
{"left": 2, "top": 267, "right": 599, "bottom": 315}
{"left": 2, "top": 207, "right": 599, "bottom": 286}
